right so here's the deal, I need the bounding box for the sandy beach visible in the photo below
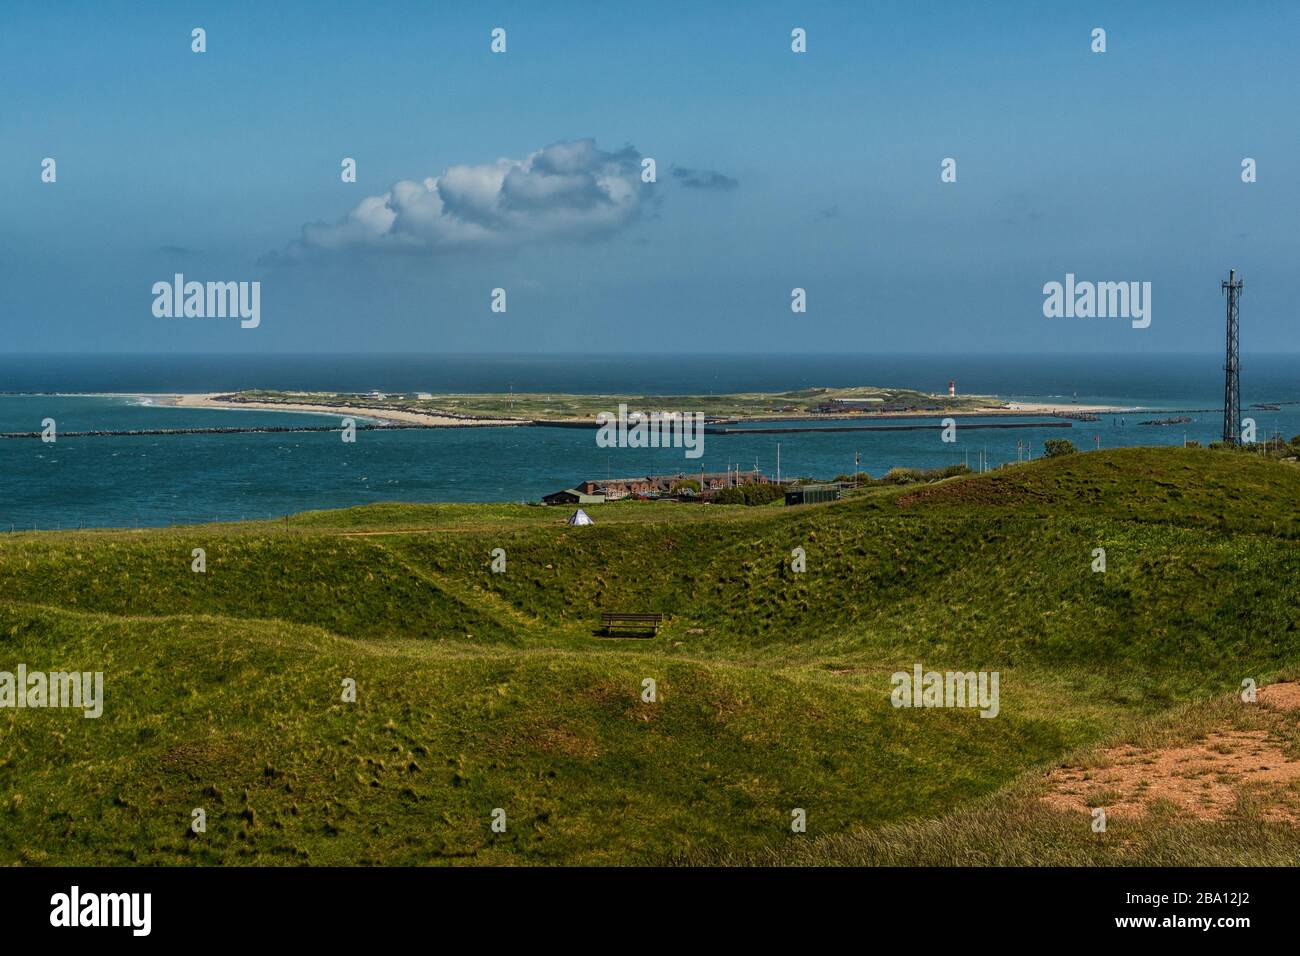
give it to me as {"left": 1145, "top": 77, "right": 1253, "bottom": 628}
{"left": 157, "top": 393, "right": 521, "bottom": 427}
{"left": 1001, "top": 401, "right": 1131, "bottom": 414}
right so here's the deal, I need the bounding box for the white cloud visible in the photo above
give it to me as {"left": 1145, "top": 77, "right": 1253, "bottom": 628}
{"left": 288, "top": 139, "right": 654, "bottom": 257}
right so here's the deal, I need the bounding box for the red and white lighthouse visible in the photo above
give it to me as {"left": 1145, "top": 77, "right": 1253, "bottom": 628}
{"left": 948, "top": 380, "right": 956, "bottom": 397}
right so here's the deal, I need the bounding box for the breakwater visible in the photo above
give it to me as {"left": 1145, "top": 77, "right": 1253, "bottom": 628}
{"left": 0, "top": 422, "right": 501, "bottom": 439}
{"left": 708, "top": 421, "right": 1073, "bottom": 435}
{"left": 529, "top": 419, "right": 1073, "bottom": 435}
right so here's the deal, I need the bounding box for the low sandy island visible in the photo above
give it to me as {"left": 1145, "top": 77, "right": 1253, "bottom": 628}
{"left": 149, "top": 392, "right": 1133, "bottom": 426}
{"left": 157, "top": 393, "right": 521, "bottom": 427}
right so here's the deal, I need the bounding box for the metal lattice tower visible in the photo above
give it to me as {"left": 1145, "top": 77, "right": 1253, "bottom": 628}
{"left": 1221, "top": 269, "right": 1243, "bottom": 444}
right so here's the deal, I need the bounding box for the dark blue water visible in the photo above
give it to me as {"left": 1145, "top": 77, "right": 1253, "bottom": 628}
{"left": 1, "top": 354, "right": 1295, "bottom": 530}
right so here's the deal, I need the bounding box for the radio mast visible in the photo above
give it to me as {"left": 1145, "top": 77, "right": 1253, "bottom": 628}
{"left": 1221, "top": 269, "right": 1243, "bottom": 444}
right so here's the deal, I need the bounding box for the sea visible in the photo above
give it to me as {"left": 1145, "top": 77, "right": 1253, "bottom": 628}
{"left": 1, "top": 353, "right": 1296, "bottom": 530}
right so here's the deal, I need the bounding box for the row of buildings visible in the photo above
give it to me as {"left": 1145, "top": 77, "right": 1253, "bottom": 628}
{"left": 361, "top": 391, "right": 433, "bottom": 401}
{"left": 543, "top": 471, "right": 851, "bottom": 506}
{"left": 812, "top": 398, "right": 944, "bottom": 414}
{"left": 543, "top": 469, "right": 769, "bottom": 505}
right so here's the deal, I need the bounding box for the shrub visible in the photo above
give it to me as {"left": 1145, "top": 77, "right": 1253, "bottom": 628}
{"left": 712, "top": 483, "right": 785, "bottom": 506}
{"left": 1043, "top": 439, "right": 1077, "bottom": 458}
{"left": 879, "top": 467, "right": 922, "bottom": 485}
{"left": 874, "top": 464, "right": 971, "bottom": 486}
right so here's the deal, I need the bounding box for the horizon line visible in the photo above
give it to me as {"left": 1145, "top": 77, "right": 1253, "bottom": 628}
{"left": 2, "top": 350, "right": 1296, "bottom": 359}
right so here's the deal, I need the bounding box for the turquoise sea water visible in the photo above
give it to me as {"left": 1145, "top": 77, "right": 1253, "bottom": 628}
{"left": 1, "top": 354, "right": 1296, "bottom": 529}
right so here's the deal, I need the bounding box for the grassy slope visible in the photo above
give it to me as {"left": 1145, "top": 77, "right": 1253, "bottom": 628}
{"left": 1, "top": 447, "right": 1297, "bottom": 865}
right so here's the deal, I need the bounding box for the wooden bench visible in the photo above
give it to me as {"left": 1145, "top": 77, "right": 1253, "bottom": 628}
{"left": 600, "top": 612, "right": 664, "bottom": 638}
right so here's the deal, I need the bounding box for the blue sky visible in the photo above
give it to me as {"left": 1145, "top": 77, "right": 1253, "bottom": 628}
{"left": 2, "top": 0, "right": 1297, "bottom": 354}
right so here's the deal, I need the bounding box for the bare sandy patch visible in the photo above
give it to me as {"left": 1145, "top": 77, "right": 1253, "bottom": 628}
{"left": 160, "top": 393, "right": 518, "bottom": 427}
{"left": 1041, "top": 683, "right": 1300, "bottom": 823}
{"left": 1259, "top": 681, "right": 1300, "bottom": 711}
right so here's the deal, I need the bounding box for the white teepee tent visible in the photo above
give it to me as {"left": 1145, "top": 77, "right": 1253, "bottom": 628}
{"left": 566, "top": 508, "right": 594, "bottom": 526}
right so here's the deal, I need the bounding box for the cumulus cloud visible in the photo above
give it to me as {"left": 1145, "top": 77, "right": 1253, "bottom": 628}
{"left": 286, "top": 139, "right": 659, "bottom": 258}
{"left": 671, "top": 166, "right": 739, "bottom": 191}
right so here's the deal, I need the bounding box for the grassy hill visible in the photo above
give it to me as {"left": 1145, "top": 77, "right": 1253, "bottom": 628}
{"left": 1, "top": 447, "right": 1298, "bottom": 865}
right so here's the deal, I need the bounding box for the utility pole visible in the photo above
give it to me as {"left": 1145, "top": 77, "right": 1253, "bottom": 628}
{"left": 776, "top": 443, "right": 781, "bottom": 485}
{"left": 1222, "top": 268, "right": 1243, "bottom": 444}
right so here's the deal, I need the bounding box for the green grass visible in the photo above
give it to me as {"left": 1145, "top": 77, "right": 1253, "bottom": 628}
{"left": 1, "top": 446, "right": 1298, "bottom": 865}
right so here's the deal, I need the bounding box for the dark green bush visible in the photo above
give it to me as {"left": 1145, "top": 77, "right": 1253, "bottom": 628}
{"left": 713, "top": 483, "right": 785, "bottom": 506}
